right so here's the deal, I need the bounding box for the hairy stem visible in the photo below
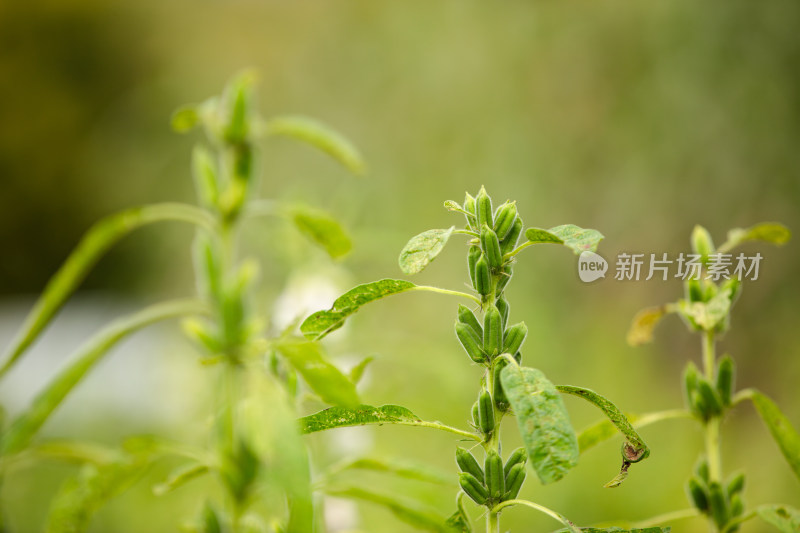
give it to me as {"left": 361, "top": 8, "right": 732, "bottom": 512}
{"left": 702, "top": 331, "right": 722, "bottom": 484}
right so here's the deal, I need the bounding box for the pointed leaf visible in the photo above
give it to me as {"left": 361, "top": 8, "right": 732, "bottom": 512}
{"left": 349, "top": 356, "right": 375, "bottom": 385}
{"left": 720, "top": 222, "right": 791, "bottom": 252}
{"left": 757, "top": 504, "right": 800, "bottom": 532}
{"left": 287, "top": 204, "right": 352, "bottom": 259}
{"left": 299, "top": 404, "right": 421, "bottom": 434}
{"left": 525, "top": 225, "right": 604, "bottom": 255}
{"left": 276, "top": 340, "right": 360, "bottom": 408}
{"left": 399, "top": 227, "right": 455, "bottom": 275}
{"left": 555, "top": 528, "right": 670, "bottom": 533}
{"left": 171, "top": 105, "right": 200, "bottom": 132}
{"left": 265, "top": 115, "right": 365, "bottom": 175}
{"left": 627, "top": 305, "right": 674, "bottom": 346}
{"left": 326, "top": 456, "right": 452, "bottom": 485}
{"left": 745, "top": 390, "right": 800, "bottom": 481}
{"left": 499, "top": 365, "right": 579, "bottom": 484}
{"left": 152, "top": 462, "right": 209, "bottom": 496}
{"left": 300, "top": 279, "right": 416, "bottom": 340}
{"left": 324, "top": 486, "right": 451, "bottom": 532}
{"left": 678, "top": 288, "right": 732, "bottom": 331}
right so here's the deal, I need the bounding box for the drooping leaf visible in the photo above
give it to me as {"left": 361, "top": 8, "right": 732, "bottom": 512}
{"left": 499, "top": 365, "right": 579, "bottom": 484}
{"left": 720, "top": 222, "right": 791, "bottom": 252}
{"left": 757, "top": 504, "right": 800, "bottom": 532}
{"left": 287, "top": 204, "right": 352, "bottom": 259}
{"left": 265, "top": 115, "right": 366, "bottom": 175}
{"left": 525, "top": 225, "right": 604, "bottom": 255}
{"left": 444, "top": 494, "right": 473, "bottom": 532}
{"left": 627, "top": 305, "right": 674, "bottom": 346}
{"left": 299, "top": 404, "right": 421, "bottom": 434}
{"left": 349, "top": 356, "right": 375, "bottom": 385}
{"left": 678, "top": 288, "right": 732, "bottom": 331}
{"left": 152, "top": 462, "right": 209, "bottom": 496}
{"left": 576, "top": 410, "right": 692, "bottom": 454}
{"left": 326, "top": 456, "right": 452, "bottom": 485}
{"left": 399, "top": 227, "right": 456, "bottom": 275}
{"left": 276, "top": 340, "right": 360, "bottom": 408}
{"left": 744, "top": 390, "right": 800, "bottom": 481}
{"left": 300, "top": 279, "right": 416, "bottom": 340}
{"left": 324, "top": 486, "right": 451, "bottom": 532}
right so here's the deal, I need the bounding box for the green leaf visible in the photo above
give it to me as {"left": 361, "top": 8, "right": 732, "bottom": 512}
{"left": 0, "top": 204, "right": 214, "bottom": 380}
{"left": 299, "top": 404, "right": 421, "bottom": 434}
{"left": 757, "top": 504, "right": 800, "bottom": 532}
{"left": 678, "top": 288, "right": 732, "bottom": 331}
{"left": 171, "top": 105, "right": 200, "bottom": 132}
{"left": 276, "top": 340, "right": 360, "bottom": 408}
{"left": 576, "top": 410, "right": 691, "bottom": 454}
{"left": 399, "top": 227, "right": 455, "bottom": 275}
{"left": 152, "top": 462, "right": 209, "bottom": 496}
{"left": 265, "top": 115, "right": 366, "bottom": 175}
{"left": 525, "top": 224, "right": 604, "bottom": 255}
{"left": 326, "top": 456, "right": 452, "bottom": 485}
{"left": 324, "top": 486, "right": 451, "bottom": 532}
{"left": 287, "top": 204, "right": 352, "bottom": 259}
{"left": 745, "top": 390, "right": 800, "bottom": 481}
{"left": 499, "top": 365, "right": 579, "bottom": 484}
{"left": 349, "top": 356, "right": 375, "bottom": 385}
{"left": 555, "top": 528, "right": 671, "bottom": 533}
{"left": 1, "top": 300, "right": 207, "bottom": 456}
{"left": 300, "top": 279, "right": 417, "bottom": 340}
{"left": 627, "top": 305, "right": 674, "bottom": 346}
{"left": 720, "top": 222, "right": 791, "bottom": 252}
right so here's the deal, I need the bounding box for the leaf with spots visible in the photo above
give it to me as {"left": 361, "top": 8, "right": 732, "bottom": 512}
{"left": 399, "top": 228, "right": 455, "bottom": 275}
{"left": 524, "top": 225, "right": 604, "bottom": 255}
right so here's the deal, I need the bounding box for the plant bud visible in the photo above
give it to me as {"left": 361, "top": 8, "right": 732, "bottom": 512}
{"left": 683, "top": 361, "right": 701, "bottom": 412}
{"left": 484, "top": 450, "right": 505, "bottom": 500}
{"left": 696, "top": 378, "right": 723, "bottom": 419}
{"left": 455, "top": 322, "right": 485, "bottom": 363}
{"left": 500, "top": 217, "right": 523, "bottom": 256}
{"left": 459, "top": 473, "right": 488, "bottom": 505}
{"left": 716, "top": 355, "right": 735, "bottom": 406}
{"left": 686, "top": 278, "right": 704, "bottom": 303}
{"left": 496, "top": 266, "right": 513, "bottom": 294}
{"left": 492, "top": 359, "right": 509, "bottom": 411}
{"left": 721, "top": 277, "right": 742, "bottom": 305}
{"left": 687, "top": 477, "right": 709, "bottom": 512}
{"left": 694, "top": 458, "right": 710, "bottom": 483}
{"left": 464, "top": 192, "right": 477, "bottom": 229}
{"left": 503, "top": 448, "right": 528, "bottom": 477}
{"left": 726, "top": 472, "right": 745, "bottom": 497}
{"left": 475, "top": 254, "right": 492, "bottom": 296}
{"left": 730, "top": 493, "right": 744, "bottom": 518}
{"left": 708, "top": 481, "right": 729, "bottom": 529}
{"left": 478, "top": 390, "right": 495, "bottom": 435}
{"left": 481, "top": 225, "right": 503, "bottom": 271}
{"left": 495, "top": 295, "right": 510, "bottom": 328}
{"left": 468, "top": 245, "right": 482, "bottom": 288}
{"left": 493, "top": 202, "right": 518, "bottom": 240}
{"left": 456, "top": 447, "right": 484, "bottom": 481}
{"left": 503, "top": 463, "right": 526, "bottom": 501}
{"left": 472, "top": 401, "right": 480, "bottom": 427}
{"left": 691, "top": 225, "right": 715, "bottom": 264}
{"left": 503, "top": 322, "right": 528, "bottom": 355}
{"left": 457, "top": 304, "right": 483, "bottom": 338}
{"left": 476, "top": 186, "right": 493, "bottom": 229}
{"left": 483, "top": 305, "right": 503, "bottom": 357}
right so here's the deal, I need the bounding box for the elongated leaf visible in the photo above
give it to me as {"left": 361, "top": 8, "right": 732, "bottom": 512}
{"left": 349, "top": 356, "right": 375, "bottom": 385}
{"left": 299, "top": 404, "right": 421, "bottom": 434}
{"left": 152, "top": 462, "right": 209, "bottom": 496}
{"left": 525, "top": 225, "right": 604, "bottom": 255}
{"left": 720, "top": 222, "right": 791, "bottom": 252}
{"left": 757, "top": 504, "right": 800, "bottom": 532}
{"left": 276, "top": 340, "right": 360, "bottom": 408}
{"left": 0, "top": 204, "right": 214, "bottom": 379}
{"left": 265, "top": 115, "right": 366, "bottom": 175}
{"left": 1, "top": 300, "right": 206, "bottom": 456}
{"left": 326, "top": 456, "right": 452, "bottom": 485}
{"left": 399, "top": 227, "right": 455, "bottom": 275}
{"left": 288, "top": 205, "right": 352, "bottom": 259}
{"left": 745, "top": 390, "right": 800, "bottom": 481}
{"left": 627, "top": 305, "right": 674, "bottom": 346}
{"left": 576, "top": 410, "right": 691, "bottom": 454}
{"left": 324, "top": 486, "right": 450, "bottom": 532}
{"left": 500, "top": 366, "right": 579, "bottom": 484}
{"left": 300, "top": 279, "right": 416, "bottom": 340}
{"left": 555, "top": 528, "right": 670, "bottom": 533}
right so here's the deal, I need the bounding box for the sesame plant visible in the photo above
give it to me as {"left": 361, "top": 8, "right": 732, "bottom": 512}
{"left": 298, "top": 188, "right": 670, "bottom": 533}
{"left": 0, "top": 72, "right": 368, "bottom": 532}
{"left": 624, "top": 224, "right": 800, "bottom": 532}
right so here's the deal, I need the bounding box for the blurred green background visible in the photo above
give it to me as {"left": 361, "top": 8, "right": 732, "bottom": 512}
{"left": 1, "top": 1, "right": 799, "bottom": 531}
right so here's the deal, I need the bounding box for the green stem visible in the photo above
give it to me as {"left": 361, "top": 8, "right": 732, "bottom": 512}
{"left": 701, "top": 331, "right": 722, "bottom": 484}
{"left": 487, "top": 509, "right": 500, "bottom": 533}
{"left": 491, "top": 499, "right": 581, "bottom": 533}
{"left": 412, "top": 286, "right": 482, "bottom": 306}
{"left": 404, "top": 421, "right": 482, "bottom": 442}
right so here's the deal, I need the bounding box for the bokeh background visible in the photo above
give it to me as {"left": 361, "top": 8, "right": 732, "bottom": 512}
{"left": 1, "top": 1, "right": 799, "bottom": 531}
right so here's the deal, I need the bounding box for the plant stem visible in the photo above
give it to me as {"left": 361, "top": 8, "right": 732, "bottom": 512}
{"left": 701, "top": 330, "right": 722, "bottom": 484}
{"left": 487, "top": 509, "right": 500, "bottom": 533}
{"left": 413, "top": 286, "right": 482, "bottom": 306}
{"left": 491, "top": 500, "right": 581, "bottom": 533}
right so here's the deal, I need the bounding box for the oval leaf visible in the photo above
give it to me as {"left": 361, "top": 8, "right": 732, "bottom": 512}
{"left": 499, "top": 365, "right": 579, "bottom": 484}
{"left": 757, "top": 504, "right": 800, "bottom": 532}
{"left": 399, "top": 227, "right": 455, "bottom": 275}
{"left": 299, "top": 404, "right": 421, "bottom": 434}
{"left": 276, "top": 340, "right": 360, "bottom": 408}
{"left": 300, "top": 279, "right": 416, "bottom": 340}
{"left": 288, "top": 204, "right": 352, "bottom": 259}
{"left": 265, "top": 115, "right": 366, "bottom": 175}
{"left": 721, "top": 222, "right": 791, "bottom": 252}
{"left": 525, "top": 224, "right": 604, "bottom": 255}
{"left": 745, "top": 390, "right": 800, "bottom": 481}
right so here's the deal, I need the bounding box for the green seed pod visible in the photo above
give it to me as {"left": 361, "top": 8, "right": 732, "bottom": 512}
{"left": 503, "top": 322, "right": 528, "bottom": 355}
{"left": 475, "top": 254, "right": 492, "bottom": 297}
{"left": 686, "top": 278, "right": 704, "bottom": 303}
{"left": 687, "top": 477, "right": 709, "bottom": 512}
{"left": 730, "top": 493, "right": 744, "bottom": 518}
{"left": 708, "top": 481, "right": 729, "bottom": 529}
{"left": 492, "top": 359, "right": 510, "bottom": 411}
{"left": 464, "top": 192, "right": 477, "bottom": 229}
{"left": 471, "top": 401, "right": 480, "bottom": 427}
{"left": 496, "top": 265, "right": 513, "bottom": 294}
{"left": 484, "top": 450, "right": 505, "bottom": 500}
{"left": 683, "top": 361, "right": 701, "bottom": 412}
{"left": 691, "top": 225, "right": 715, "bottom": 263}
{"left": 514, "top": 351, "right": 522, "bottom": 364}
{"left": 481, "top": 224, "right": 504, "bottom": 271}
{"left": 726, "top": 472, "right": 745, "bottom": 497}
{"left": 459, "top": 472, "right": 488, "bottom": 505}
{"left": 483, "top": 305, "right": 503, "bottom": 357}
{"left": 694, "top": 458, "right": 710, "bottom": 483}
{"left": 456, "top": 322, "right": 485, "bottom": 363}
{"left": 495, "top": 295, "right": 510, "bottom": 328}
{"left": 716, "top": 355, "right": 735, "bottom": 406}
{"left": 696, "top": 377, "right": 723, "bottom": 419}
{"left": 468, "top": 245, "right": 482, "bottom": 288}
{"left": 504, "top": 448, "right": 528, "bottom": 478}
{"left": 457, "top": 304, "right": 483, "bottom": 338}
{"left": 476, "top": 186, "right": 493, "bottom": 229}
{"left": 500, "top": 217, "right": 523, "bottom": 256}
{"left": 478, "top": 390, "right": 495, "bottom": 435}
{"left": 456, "top": 447, "right": 484, "bottom": 481}
{"left": 503, "top": 463, "right": 526, "bottom": 501}
{"left": 690, "top": 390, "right": 709, "bottom": 421}
{"left": 493, "top": 202, "right": 518, "bottom": 240}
